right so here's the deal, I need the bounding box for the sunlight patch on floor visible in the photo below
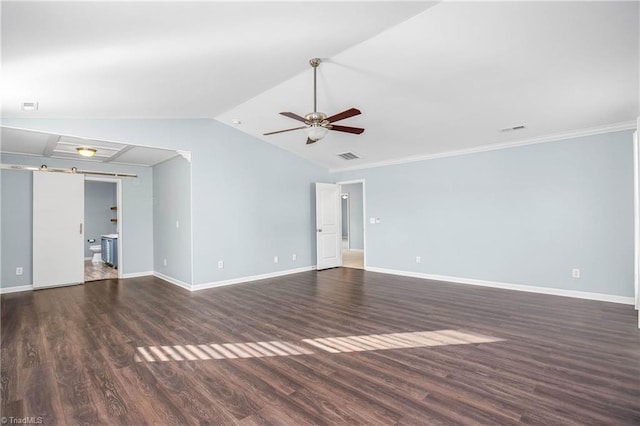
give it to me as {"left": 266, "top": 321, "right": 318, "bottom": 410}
{"left": 134, "top": 329, "right": 503, "bottom": 362}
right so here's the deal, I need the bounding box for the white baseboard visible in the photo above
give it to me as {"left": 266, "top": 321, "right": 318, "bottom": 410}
{"left": 2, "top": 267, "right": 318, "bottom": 295}
{"left": 153, "top": 271, "right": 192, "bottom": 291}
{"left": 121, "top": 271, "right": 153, "bottom": 279}
{"left": 191, "top": 266, "right": 317, "bottom": 292}
{"left": 0, "top": 285, "right": 34, "bottom": 294}
{"left": 366, "top": 267, "right": 635, "bottom": 305}
{"left": 348, "top": 249, "right": 364, "bottom": 252}
{"left": 84, "top": 257, "right": 92, "bottom": 261}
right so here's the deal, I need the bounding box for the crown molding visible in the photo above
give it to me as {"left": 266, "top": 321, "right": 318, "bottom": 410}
{"left": 331, "top": 121, "right": 637, "bottom": 173}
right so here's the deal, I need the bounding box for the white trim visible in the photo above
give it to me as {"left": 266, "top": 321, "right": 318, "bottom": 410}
{"left": 0, "top": 285, "right": 34, "bottom": 294}
{"left": 634, "top": 129, "right": 639, "bottom": 311}
{"left": 191, "top": 266, "right": 316, "bottom": 292}
{"left": 189, "top": 151, "right": 195, "bottom": 289}
{"left": 348, "top": 248, "right": 364, "bottom": 252}
{"left": 330, "top": 121, "right": 637, "bottom": 173}
{"left": 340, "top": 192, "right": 350, "bottom": 250}
{"left": 177, "top": 150, "right": 192, "bottom": 163}
{"left": 85, "top": 176, "right": 123, "bottom": 279}
{"left": 84, "top": 257, "right": 92, "bottom": 261}
{"left": 366, "top": 267, "right": 636, "bottom": 305}
{"left": 153, "top": 271, "right": 192, "bottom": 291}
{"left": 121, "top": 271, "right": 153, "bottom": 279}
{"left": 337, "top": 179, "right": 367, "bottom": 270}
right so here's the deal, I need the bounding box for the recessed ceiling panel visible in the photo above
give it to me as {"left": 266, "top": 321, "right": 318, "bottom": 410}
{"left": 54, "top": 138, "right": 123, "bottom": 160}
{"left": 110, "top": 146, "right": 179, "bottom": 166}
{"left": 0, "top": 127, "right": 54, "bottom": 156}
{"left": 1, "top": 127, "right": 182, "bottom": 167}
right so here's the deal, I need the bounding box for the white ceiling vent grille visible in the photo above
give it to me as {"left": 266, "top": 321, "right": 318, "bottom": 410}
{"left": 337, "top": 152, "right": 360, "bottom": 160}
{"left": 21, "top": 101, "right": 39, "bottom": 111}
{"left": 499, "top": 125, "right": 526, "bottom": 133}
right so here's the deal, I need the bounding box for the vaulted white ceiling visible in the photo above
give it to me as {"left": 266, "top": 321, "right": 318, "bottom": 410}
{"left": 2, "top": 1, "right": 638, "bottom": 170}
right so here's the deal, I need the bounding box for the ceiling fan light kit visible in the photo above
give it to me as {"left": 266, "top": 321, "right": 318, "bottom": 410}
{"left": 305, "top": 125, "right": 329, "bottom": 143}
{"left": 264, "top": 58, "right": 365, "bottom": 144}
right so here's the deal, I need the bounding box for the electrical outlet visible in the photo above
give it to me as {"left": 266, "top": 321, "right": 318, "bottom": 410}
{"left": 15, "top": 267, "right": 23, "bottom": 276}
{"left": 163, "top": 258, "right": 167, "bottom": 267}
{"left": 274, "top": 256, "right": 279, "bottom": 264}
{"left": 572, "top": 268, "right": 580, "bottom": 278}
{"left": 292, "top": 254, "right": 297, "bottom": 261}
{"left": 370, "top": 217, "right": 376, "bottom": 224}
{"left": 415, "top": 256, "right": 421, "bottom": 264}
{"left": 218, "top": 260, "right": 224, "bottom": 269}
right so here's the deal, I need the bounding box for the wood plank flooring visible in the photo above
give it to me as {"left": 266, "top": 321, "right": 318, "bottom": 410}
{"left": 1, "top": 268, "right": 639, "bottom": 425}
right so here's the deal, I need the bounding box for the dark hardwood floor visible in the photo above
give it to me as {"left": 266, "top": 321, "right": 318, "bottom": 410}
{"left": 1, "top": 268, "right": 639, "bottom": 425}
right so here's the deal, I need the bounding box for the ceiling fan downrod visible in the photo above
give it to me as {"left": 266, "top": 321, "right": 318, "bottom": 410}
{"left": 310, "top": 58, "right": 321, "bottom": 114}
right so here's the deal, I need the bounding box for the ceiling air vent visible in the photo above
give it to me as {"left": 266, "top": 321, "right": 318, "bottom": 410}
{"left": 21, "top": 101, "right": 39, "bottom": 111}
{"left": 337, "top": 152, "right": 360, "bottom": 160}
{"left": 499, "top": 125, "right": 526, "bottom": 133}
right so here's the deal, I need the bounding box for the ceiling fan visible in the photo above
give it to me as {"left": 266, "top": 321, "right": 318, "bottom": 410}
{"left": 263, "top": 58, "right": 364, "bottom": 144}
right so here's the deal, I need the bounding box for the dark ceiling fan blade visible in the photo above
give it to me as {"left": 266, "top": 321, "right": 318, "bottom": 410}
{"left": 263, "top": 126, "right": 307, "bottom": 136}
{"left": 330, "top": 125, "right": 365, "bottom": 135}
{"left": 326, "top": 108, "right": 361, "bottom": 123}
{"left": 306, "top": 138, "right": 317, "bottom": 145}
{"left": 280, "top": 112, "right": 308, "bottom": 123}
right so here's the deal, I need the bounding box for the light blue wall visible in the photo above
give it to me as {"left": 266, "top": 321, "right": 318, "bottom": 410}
{"left": 84, "top": 181, "right": 117, "bottom": 258}
{"left": 0, "top": 153, "right": 153, "bottom": 288}
{"left": 341, "top": 183, "right": 364, "bottom": 250}
{"left": 1, "top": 168, "right": 32, "bottom": 288}
{"left": 5, "top": 119, "right": 631, "bottom": 298}
{"left": 153, "top": 156, "right": 192, "bottom": 284}
{"left": 1, "top": 119, "right": 331, "bottom": 285}
{"left": 335, "top": 130, "right": 635, "bottom": 297}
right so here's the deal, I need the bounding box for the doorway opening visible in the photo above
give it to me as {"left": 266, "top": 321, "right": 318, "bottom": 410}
{"left": 339, "top": 181, "right": 365, "bottom": 269}
{"left": 84, "top": 177, "right": 121, "bottom": 282}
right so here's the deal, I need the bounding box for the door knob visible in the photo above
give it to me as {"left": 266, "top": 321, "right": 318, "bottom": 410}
{"left": 317, "top": 229, "right": 322, "bottom": 232}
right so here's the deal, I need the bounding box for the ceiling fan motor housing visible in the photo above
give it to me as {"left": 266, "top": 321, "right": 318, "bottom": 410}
{"left": 304, "top": 112, "right": 328, "bottom": 124}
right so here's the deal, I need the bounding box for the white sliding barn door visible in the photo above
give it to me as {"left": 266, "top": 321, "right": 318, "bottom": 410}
{"left": 33, "top": 172, "right": 85, "bottom": 288}
{"left": 316, "top": 183, "right": 342, "bottom": 270}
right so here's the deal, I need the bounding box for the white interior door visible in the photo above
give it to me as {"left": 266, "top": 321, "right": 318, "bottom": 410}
{"left": 316, "top": 182, "right": 342, "bottom": 270}
{"left": 33, "top": 172, "right": 85, "bottom": 288}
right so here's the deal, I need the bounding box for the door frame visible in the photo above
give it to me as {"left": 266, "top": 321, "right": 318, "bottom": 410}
{"left": 341, "top": 193, "right": 350, "bottom": 250}
{"left": 633, "top": 128, "right": 639, "bottom": 328}
{"left": 337, "top": 179, "right": 367, "bottom": 270}
{"left": 85, "top": 176, "right": 123, "bottom": 279}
